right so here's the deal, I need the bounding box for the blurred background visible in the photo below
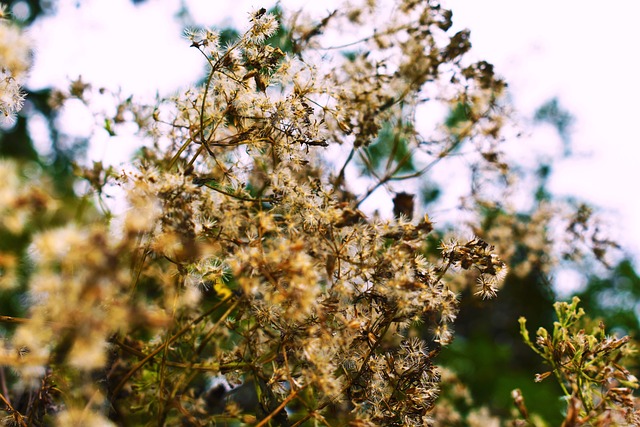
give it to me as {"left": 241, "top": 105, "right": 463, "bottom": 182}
{"left": 1, "top": 0, "right": 639, "bottom": 423}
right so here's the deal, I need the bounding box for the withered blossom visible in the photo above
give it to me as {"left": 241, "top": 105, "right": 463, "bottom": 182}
{"left": 0, "top": 1, "right": 634, "bottom": 426}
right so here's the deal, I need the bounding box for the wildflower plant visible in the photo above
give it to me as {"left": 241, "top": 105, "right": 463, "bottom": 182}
{"left": 518, "top": 297, "right": 639, "bottom": 426}
{"left": 0, "top": 1, "right": 636, "bottom": 426}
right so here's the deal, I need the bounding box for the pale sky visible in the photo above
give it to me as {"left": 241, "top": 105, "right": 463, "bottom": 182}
{"left": 451, "top": 1, "right": 640, "bottom": 262}
{"left": 20, "top": 0, "right": 640, "bottom": 270}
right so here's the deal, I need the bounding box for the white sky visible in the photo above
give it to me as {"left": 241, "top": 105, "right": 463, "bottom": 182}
{"left": 450, "top": 1, "right": 640, "bottom": 258}
{"left": 20, "top": 0, "right": 640, "bottom": 269}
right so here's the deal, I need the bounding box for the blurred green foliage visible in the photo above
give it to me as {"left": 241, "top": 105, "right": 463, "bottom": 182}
{"left": 361, "top": 121, "right": 415, "bottom": 176}
{"left": 576, "top": 259, "right": 640, "bottom": 337}
{"left": 534, "top": 97, "right": 574, "bottom": 156}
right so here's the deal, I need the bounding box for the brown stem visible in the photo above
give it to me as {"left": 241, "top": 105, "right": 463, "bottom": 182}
{"left": 256, "top": 386, "right": 305, "bottom": 427}
{"left": 110, "top": 295, "right": 233, "bottom": 398}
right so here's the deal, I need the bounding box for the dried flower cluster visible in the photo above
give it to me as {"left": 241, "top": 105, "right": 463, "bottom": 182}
{"left": 0, "top": 5, "right": 30, "bottom": 125}
{"left": 0, "top": 1, "right": 637, "bottom": 426}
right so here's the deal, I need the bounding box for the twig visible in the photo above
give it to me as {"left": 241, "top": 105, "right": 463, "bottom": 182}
{"left": 256, "top": 386, "right": 306, "bottom": 427}
{"left": 111, "top": 295, "right": 234, "bottom": 398}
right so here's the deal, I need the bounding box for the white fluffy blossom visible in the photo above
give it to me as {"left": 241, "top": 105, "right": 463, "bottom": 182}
{"left": 0, "top": 11, "right": 31, "bottom": 123}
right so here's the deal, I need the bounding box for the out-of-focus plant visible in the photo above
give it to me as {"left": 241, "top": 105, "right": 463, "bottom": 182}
{"left": 518, "top": 297, "right": 639, "bottom": 425}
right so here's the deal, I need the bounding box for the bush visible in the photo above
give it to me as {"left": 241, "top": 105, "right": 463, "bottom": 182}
{"left": 0, "top": 2, "right": 637, "bottom": 425}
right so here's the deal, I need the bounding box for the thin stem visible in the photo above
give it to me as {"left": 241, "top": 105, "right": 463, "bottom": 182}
{"left": 168, "top": 136, "right": 194, "bottom": 170}
{"left": 0, "top": 392, "right": 27, "bottom": 427}
{"left": 115, "top": 339, "right": 249, "bottom": 371}
{"left": 165, "top": 299, "right": 242, "bottom": 403}
{"left": 256, "top": 386, "right": 306, "bottom": 427}
{"left": 0, "top": 315, "right": 29, "bottom": 324}
{"left": 317, "top": 25, "right": 408, "bottom": 51}
{"left": 291, "top": 313, "right": 395, "bottom": 427}
{"left": 355, "top": 136, "right": 460, "bottom": 207}
{"left": 0, "top": 368, "right": 9, "bottom": 406}
{"left": 196, "top": 299, "right": 240, "bottom": 355}
{"left": 111, "top": 295, "right": 233, "bottom": 398}
{"left": 335, "top": 147, "right": 355, "bottom": 188}
{"left": 201, "top": 181, "right": 275, "bottom": 203}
